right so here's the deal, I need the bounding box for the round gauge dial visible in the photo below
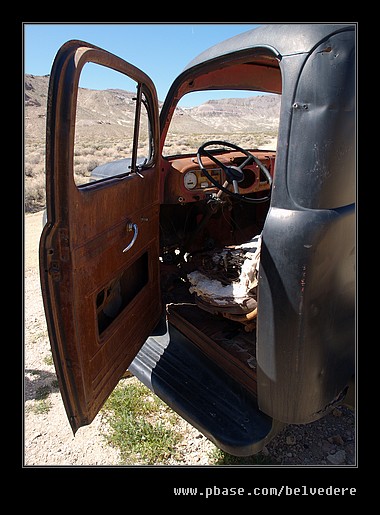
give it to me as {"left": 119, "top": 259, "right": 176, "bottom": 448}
{"left": 184, "top": 171, "right": 197, "bottom": 190}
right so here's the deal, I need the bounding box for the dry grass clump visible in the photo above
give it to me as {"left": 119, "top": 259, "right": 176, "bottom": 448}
{"left": 163, "top": 130, "right": 277, "bottom": 155}
{"left": 25, "top": 142, "right": 46, "bottom": 213}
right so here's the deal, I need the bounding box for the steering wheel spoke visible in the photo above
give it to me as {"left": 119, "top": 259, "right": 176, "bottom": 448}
{"left": 232, "top": 180, "right": 239, "bottom": 194}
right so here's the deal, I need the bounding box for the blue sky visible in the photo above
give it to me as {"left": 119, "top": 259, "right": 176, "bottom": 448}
{"left": 24, "top": 23, "right": 260, "bottom": 106}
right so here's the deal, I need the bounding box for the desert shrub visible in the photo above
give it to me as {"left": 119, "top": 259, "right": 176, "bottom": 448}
{"left": 87, "top": 160, "right": 99, "bottom": 172}
{"left": 25, "top": 174, "right": 46, "bottom": 213}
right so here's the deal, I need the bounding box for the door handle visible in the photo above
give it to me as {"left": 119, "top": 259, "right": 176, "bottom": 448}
{"left": 123, "top": 223, "right": 138, "bottom": 253}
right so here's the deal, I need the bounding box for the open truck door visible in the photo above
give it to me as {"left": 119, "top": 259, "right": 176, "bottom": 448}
{"left": 39, "top": 41, "right": 161, "bottom": 433}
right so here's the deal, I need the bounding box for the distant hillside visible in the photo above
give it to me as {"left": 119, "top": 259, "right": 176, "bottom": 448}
{"left": 25, "top": 75, "right": 50, "bottom": 142}
{"left": 24, "top": 74, "right": 280, "bottom": 142}
{"left": 185, "top": 95, "right": 280, "bottom": 133}
{"left": 25, "top": 74, "right": 140, "bottom": 142}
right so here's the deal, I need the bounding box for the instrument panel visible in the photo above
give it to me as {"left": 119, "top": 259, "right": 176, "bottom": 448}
{"left": 164, "top": 150, "right": 276, "bottom": 204}
{"left": 183, "top": 168, "right": 223, "bottom": 190}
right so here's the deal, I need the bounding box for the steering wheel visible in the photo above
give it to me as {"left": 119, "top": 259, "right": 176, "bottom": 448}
{"left": 197, "top": 140, "right": 272, "bottom": 203}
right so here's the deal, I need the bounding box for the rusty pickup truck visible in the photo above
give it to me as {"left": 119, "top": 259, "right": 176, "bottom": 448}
{"left": 39, "top": 24, "right": 355, "bottom": 456}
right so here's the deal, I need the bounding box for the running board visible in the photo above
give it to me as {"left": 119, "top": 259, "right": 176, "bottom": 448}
{"left": 129, "top": 320, "right": 282, "bottom": 457}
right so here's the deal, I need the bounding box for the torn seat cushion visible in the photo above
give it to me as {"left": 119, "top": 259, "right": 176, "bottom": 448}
{"left": 187, "top": 234, "right": 261, "bottom": 315}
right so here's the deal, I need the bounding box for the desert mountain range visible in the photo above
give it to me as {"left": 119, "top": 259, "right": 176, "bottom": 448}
{"left": 25, "top": 74, "right": 280, "bottom": 143}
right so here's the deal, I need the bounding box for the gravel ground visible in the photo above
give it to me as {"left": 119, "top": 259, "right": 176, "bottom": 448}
{"left": 24, "top": 211, "right": 356, "bottom": 467}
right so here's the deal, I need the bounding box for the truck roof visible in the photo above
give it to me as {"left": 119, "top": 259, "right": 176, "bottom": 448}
{"left": 183, "top": 23, "right": 355, "bottom": 71}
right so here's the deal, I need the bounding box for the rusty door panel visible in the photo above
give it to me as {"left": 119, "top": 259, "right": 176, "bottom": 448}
{"left": 70, "top": 203, "right": 160, "bottom": 421}
{"left": 72, "top": 168, "right": 159, "bottom": 246}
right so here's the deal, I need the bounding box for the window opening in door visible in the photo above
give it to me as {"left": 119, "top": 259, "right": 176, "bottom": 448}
{"left": 73, "top": 62, "right": 152, "bottom": 186}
